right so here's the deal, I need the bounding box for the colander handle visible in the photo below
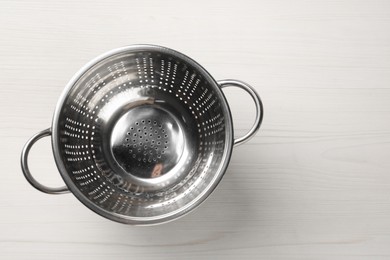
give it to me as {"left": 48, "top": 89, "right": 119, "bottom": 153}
{"left": 21, "top": 128, "right": 69, "bottom": 194}
{"left": 218, "top": 80, "right": 264, "bottom": 147}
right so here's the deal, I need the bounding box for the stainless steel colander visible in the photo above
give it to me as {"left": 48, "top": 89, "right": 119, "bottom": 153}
{"left": 21, "top": 45, "right": 263, "bottom": 225}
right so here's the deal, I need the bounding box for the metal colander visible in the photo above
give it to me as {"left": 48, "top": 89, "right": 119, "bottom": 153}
{"left": 21, "top": 45, "right": 263, "bottom": 225}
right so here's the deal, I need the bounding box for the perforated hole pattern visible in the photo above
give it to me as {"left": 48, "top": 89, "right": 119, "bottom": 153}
{"left": 57, "top": 50, "right": 227, "bottom": 219}
{"left": 125, "top": 120, "right": 169, "bottom": 164}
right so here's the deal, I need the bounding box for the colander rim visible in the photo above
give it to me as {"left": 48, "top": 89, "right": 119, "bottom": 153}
{"left": 51, "top": 44, "right": 234, "bottom": 225}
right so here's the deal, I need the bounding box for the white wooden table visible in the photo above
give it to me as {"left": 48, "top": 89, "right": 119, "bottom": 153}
{"left": 1, "top": 0, "right": 390, "bottom": 259}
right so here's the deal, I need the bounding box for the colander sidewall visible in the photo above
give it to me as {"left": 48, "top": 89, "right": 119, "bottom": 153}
{"left": 51, "top": 44, "right": 234, "bottom": 225}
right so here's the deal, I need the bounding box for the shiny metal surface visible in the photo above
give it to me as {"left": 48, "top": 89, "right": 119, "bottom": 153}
{"left": 218, "top": 80, "right": 264, "bottom": 146}
{"left": 102, "top": 89, "right": 199, "bottom": 192}
{"left": 21, "top": 45, "right": 263, "bottom": 225}
{"left": 20, "top": 128, "right": 69, "bottom": 194}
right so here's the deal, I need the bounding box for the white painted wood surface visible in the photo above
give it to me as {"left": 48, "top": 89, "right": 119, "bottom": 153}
{"left": 1, "top": 0, "right": 390, "bottom": 259}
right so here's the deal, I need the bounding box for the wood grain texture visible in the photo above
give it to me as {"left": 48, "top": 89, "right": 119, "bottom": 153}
{"left": 1, "top": 0, "right": 390, "bottom": 259}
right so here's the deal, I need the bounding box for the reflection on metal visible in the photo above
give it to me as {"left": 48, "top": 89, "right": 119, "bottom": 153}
{"left": 21, "top": 45, "right": 263, "bottom": 225}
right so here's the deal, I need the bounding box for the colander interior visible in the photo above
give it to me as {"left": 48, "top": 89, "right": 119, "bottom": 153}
{"left": 54, "top": 46, "right": 232, "bottom": 223}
